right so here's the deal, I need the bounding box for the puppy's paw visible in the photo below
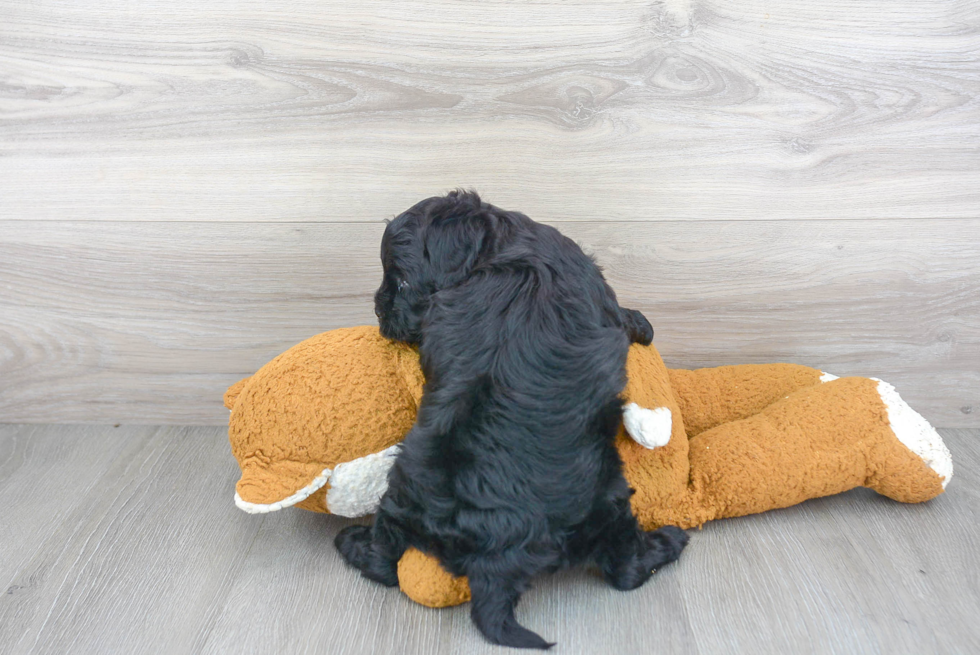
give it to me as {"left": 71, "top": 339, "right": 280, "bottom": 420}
{"left": 643, "top": 525, "right": 689, "bottom": 571}
{"left": 335, "top": 525, "right": 373, "bottom": 568}
{"left": 335, "top": 525, "right": 400, "bottom": 587}
{"left": 623, "top": 309, "right": 654, "bottom": 346}
{"left": 603, "top": 526, "right": 688, "bottom": 592}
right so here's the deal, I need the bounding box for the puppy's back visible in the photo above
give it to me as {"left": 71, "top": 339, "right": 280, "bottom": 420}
{"left": 407, "top": 213, "right": 631, "bottom": 538}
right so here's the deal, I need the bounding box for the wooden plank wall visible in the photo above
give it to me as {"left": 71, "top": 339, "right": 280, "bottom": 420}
{"left": 1, "top": 1, "right": 978, "bottom": 426}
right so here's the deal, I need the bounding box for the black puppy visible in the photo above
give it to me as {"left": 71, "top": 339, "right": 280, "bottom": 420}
{"left": 336, "top": 191, "right": 688, "bottom": 649}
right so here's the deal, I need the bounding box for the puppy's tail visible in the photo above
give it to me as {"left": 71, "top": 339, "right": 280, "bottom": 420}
{"left": 467, "top": 564, "right": 554, "bottom": 650}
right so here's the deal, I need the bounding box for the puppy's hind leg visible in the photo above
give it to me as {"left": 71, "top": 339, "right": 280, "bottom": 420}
{"left": 467, "top": 559, "right": 554, "bottom": 650}
{"left": 335, "top": 510, "right": 407, "bottom": 587}
{"left": 592, "top": 490, "right": 688, "bottom": 591}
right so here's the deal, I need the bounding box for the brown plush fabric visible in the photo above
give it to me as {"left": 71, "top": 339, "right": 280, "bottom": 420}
{"left": 225, "top": 327, "right": 948, "bottom": 608}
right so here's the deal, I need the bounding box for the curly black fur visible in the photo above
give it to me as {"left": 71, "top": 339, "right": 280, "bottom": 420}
{"left": 336, "top": 191, "right": 688, "bottom": 649}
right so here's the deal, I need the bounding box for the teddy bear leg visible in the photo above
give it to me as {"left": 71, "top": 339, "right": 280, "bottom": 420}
{"left": 667, "top": 363, "right": 827, "bottom": 438}
{"left": 685, "top": 376, "right": 950, "bottom": 523}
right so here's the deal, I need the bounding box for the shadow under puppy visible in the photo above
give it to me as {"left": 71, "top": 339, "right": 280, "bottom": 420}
{"left": 336, "top": 190, "right": 688, "bottom": 649}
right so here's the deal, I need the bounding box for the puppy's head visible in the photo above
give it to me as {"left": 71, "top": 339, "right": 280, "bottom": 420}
{"left": 375, "top": 190, "right": 496, "bottom": 343}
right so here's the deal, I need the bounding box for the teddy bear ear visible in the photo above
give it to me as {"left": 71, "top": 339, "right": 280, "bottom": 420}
{"left": 623, "top": 403, "right": 672, "bottom": 449}
{"left": 223, "top": 376, "right": 251, "bottom": 410}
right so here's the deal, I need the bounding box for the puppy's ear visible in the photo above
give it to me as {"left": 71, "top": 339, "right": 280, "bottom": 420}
{"left": 421, "top": 196, "right": 494, "bottom": 287}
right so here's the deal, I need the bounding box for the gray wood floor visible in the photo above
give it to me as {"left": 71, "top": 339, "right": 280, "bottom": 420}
{"left": 1, "top": 424, "right": 977, "bottom": 654}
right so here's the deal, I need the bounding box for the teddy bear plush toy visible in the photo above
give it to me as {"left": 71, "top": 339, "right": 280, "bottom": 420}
{"left": 225, "top": 326, "right": 952, "bottom": 608}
